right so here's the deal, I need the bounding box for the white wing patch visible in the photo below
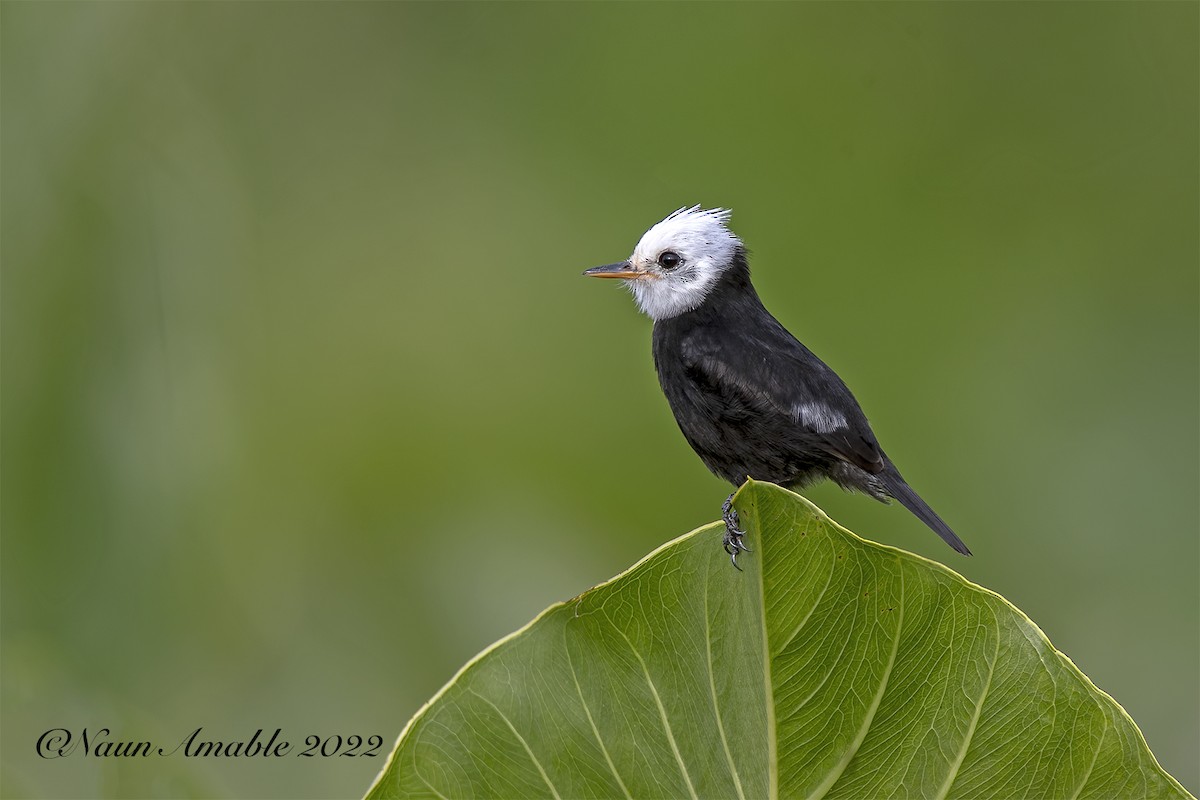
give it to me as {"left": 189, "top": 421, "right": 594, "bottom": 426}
{"left": 793, "top": 402, "right": 848, "bottom": 434}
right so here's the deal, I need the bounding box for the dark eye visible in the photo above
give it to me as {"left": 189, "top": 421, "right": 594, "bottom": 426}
{"left": 658, "top": 251, "right": 683, "bottom": 270}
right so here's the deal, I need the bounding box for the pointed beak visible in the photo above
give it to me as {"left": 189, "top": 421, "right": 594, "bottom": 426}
{"left": 583, "top": 261, "right": 644, "bottom": 280}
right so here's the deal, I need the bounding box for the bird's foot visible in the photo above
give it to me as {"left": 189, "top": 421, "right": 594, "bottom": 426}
{"left": 721, "top": 493, "right": 751, "bottom": 570}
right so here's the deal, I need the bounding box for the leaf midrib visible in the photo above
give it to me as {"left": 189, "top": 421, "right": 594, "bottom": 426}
{"left": 749, "top": 486, "right": 779, "bottom": 800}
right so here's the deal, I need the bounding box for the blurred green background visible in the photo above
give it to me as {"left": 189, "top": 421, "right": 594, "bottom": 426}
{"left": 3, "top": 3, "right": 1196, "bottom": 798}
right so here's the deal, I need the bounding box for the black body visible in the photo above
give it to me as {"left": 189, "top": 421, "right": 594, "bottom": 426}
{"left": 652, "top": 247, "right": 971, "bottom": 555}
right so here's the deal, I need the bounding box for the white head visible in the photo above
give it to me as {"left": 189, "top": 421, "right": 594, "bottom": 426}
{"left": 584, "top": 206, "right": 743, "bottom": 320}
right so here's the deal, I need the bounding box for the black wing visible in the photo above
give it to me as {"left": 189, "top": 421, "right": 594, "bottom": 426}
{"left": 677, "top": 317, "right": 886, "bottom": 476}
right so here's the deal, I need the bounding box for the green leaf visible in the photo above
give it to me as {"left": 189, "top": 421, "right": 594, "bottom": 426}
{"left": 366, "top": 480, "right": 1191, "bottom": 800}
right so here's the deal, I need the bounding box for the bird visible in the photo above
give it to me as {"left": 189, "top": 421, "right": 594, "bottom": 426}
{"left": 584, "top": 206, "right": 971, "bottom": 568}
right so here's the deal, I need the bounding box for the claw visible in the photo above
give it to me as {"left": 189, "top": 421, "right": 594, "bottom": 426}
{"left": 721, "top": 492, "right": 752, "bottom": 568}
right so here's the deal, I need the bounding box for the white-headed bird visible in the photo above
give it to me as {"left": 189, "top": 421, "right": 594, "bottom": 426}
{"left": 585, "top": 206, "right": 971, "bottom": 567}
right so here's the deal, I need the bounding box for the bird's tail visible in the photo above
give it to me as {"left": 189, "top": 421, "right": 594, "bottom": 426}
{"left": 879, "top": 466, "right": 972, "bottom": 556}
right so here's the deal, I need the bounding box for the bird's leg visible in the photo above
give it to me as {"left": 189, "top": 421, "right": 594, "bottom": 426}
{"left": 721, "top": 492, "right": 751, "bottom": 569}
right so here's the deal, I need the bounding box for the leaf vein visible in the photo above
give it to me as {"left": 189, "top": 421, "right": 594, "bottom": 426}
{"left": 564, "top": 629, "right": 633, "bottom": 799}
{"left": 936, "top": 601, "right": 999, "bottom": 800}
{"left": 467, "top": 690, "right": 562, "bottom": 800}
{"left": 807, "top": 558, "right": 905, "bottom": 800}
{"left": 612, "top": 626, "right": 700, "bottom": 800}
{"left": 410, "top": 735, "right": 451, "bottom": 800}
{"left": 774, "top": 521, "right": 836, "bottom": 657}
{"left": 704, "top": 563, "right": 748, "bottom": 800}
